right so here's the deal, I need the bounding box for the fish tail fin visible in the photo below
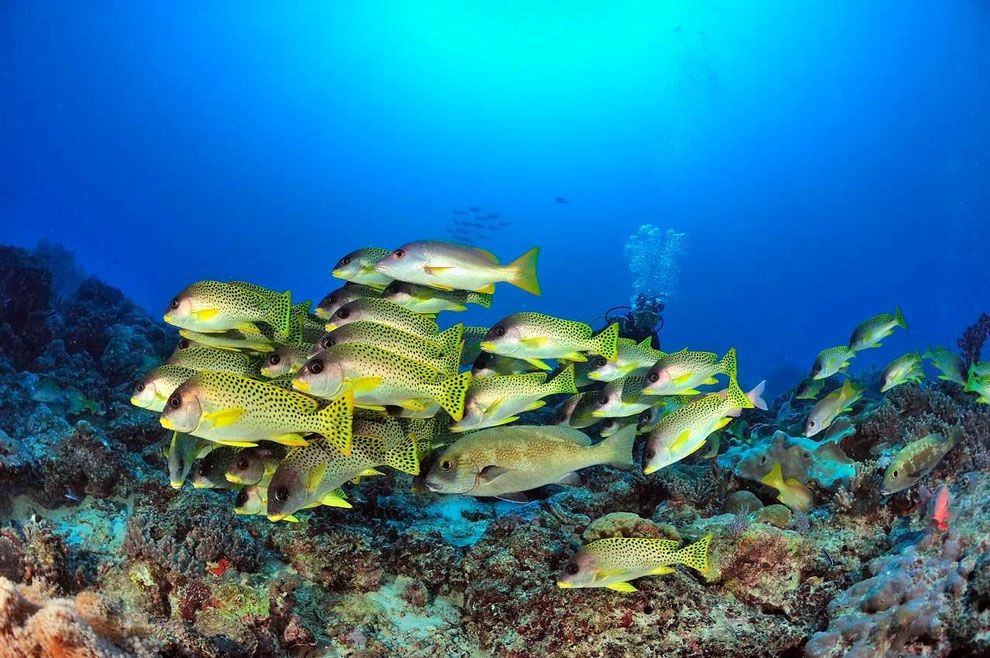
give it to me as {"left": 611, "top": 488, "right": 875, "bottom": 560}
{"left": 384, "top": 430, "right": 420, "bottom": 476}
{"left": 674, "top": 534, "right": 713, "bottom": 575}
{"left": 760, "top": 462, "right": 785, "bottom": 490}
{"left": 547, "top": 364, "right": 578, "bottom": 396}
{"left": 434, "top": 371, "right": 473, "bottom": 421}
{"left": 437, "top": 324, "right": 465, "bottom": 372}
{"left": 270, "top": 290, "right": 293, "bottom": 340}
{"left": 314, "top": 390, "right": 354, "bottom": 455}
{"left": 597, "top": 424, "right": 637, "bottom": 469}
{"left": 468, "top": 292, "right": 494, "bottom": 309}
{"left": 719, "top": 347, "right": 738, "bottom": 381}
{"left": 591, "top": 323, "right": 620, "bottom": 361}
{"left": 727, "top": 376, "right": 753, "bottom": 410}
{"left": 506, "top": 247, "right": 541, "bottom": 295}
{"left": 895, "top": 305, "right": 907, "bottom": 330}
{"left": 747, "top": 380, "right": 768, "bottom": 410}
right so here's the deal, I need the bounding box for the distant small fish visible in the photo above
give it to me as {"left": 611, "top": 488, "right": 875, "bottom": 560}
{"left": 468, "top": 206, "right": 482, "bottom": 212}
{"left": 928, "top": 484, "right": 951, "bottom": 531}
{"left": 498, "top": 220, "right": 512, "bottom": 227}
{"left": 554, "top": 196, "right": 569, "bottom": 204}
{"left": 485, "top": 213, "right": 500, "bottom": 219}
{"left": 881, "top": 352, "right": 925, "bottom": 392}
{"left": 965, "top": 371, "right": 990, "bottom": 404}
{"left": 848, "top": 306, "right": 907, "bottom": 352}
{"left": 452, "top": 210, "right": 468, "bottom": 216}
{"left": 795, "top": 377, "right": 825, "bottom": 400}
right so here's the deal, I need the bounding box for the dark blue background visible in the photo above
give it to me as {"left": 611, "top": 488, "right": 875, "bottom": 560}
{"left": 2, "top": 1, "right": 988, "bottom": 395}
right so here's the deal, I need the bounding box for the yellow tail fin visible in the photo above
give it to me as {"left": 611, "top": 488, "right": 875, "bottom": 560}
{"left": 314, "top": 390, "right": 354, "bottom": 455}
{"left": 384, "top": 431, "right": 420, "bottom": 476}
{"left": 675, "top": 534, "right": 712, "bottom": 574}
{"left": 434, "top": 370, "right": 473, "bottom": 421}
{"left": 591, "top": 323, "right": 620, "bottom": 361}
{"left": 547, "top": 364, "right": 578, "bottom": 396}
{"left": 506, "top": 247, "right": 541, "bottom": 296}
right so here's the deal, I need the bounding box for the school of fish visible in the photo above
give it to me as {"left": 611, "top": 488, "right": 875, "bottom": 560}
{"left": 131, "top": 242, "right": 984, "bottom": 592}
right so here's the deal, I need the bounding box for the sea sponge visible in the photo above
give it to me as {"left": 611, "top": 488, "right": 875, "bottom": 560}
{"left": 720, "top": 427, "right": 857, "bottom": 490}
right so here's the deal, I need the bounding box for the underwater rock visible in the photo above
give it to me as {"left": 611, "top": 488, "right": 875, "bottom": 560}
{"left": 720, "top": 427, "right": 857, "bottom": 490}
{"left": 0, "top": 246, "right": 55, "bottom": 371}
{"left": 723, "top": 490, "right": 764, "bottom": 515}
{"left": 0, "top": 577, "right": 159, "bottom": 658}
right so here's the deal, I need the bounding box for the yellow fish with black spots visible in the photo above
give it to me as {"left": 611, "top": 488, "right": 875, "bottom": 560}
{"left": 382, "top": 280, "right": 493, "bottom": 314}
{"left": 324, "top": 298, "right": 440, "bottom": 337}
{"left": 641, "top": 348, "right": 737, "bottom": 397}
{"left": 450, "top": 365, "right": 577, "bottom": 432}
{"left": 265, "top": 417, "right": 420, "bottom": 521}
{"left": 159, "top": 371, "right": 354, "bottom": 453}
{"left": 643, "top": 377, "right": 753, "bottom": 474}
{"left": 167, "top": 346, "right": 260, "bottom": 377}
{"left": 479, "top": 312, "right": 619, "bottom": 370}
{"left": 331, "top": 247, "right": 393, "bottom": 288}
{"left": 318, "top": 321, "right": 463, "bottom": 375}
{"left": 163, "top": 280, "right": 294, "bottom": 340}
{"left": 556, "top": 533, "right": 712, "bottom": 592}
{"left": 587, "top": 337, "right": 664, "bottom": 382}
{"left": 131, "top": 365, "right": 197, "bottom": 412}
{"left": 293, "top": 343, "right": 471, "bottom": 421}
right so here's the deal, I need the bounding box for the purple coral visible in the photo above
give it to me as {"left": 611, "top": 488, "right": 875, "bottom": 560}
{"left": 957, "top": 312, "right": 990, "bottom": 367}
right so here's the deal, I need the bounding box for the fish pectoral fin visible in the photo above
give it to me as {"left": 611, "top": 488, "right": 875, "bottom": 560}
{"left": 190, "top": 307, "right": 220, "bottom": 321}
{"left": 484, "top": 416, "right": 519, "bottom": 428}
{"left": 306, "top": 463, "right": 328, "bottom": 493}
{"left": 703, "top": 377, "right": 719, "bottom": 385}
{"left": 525, "top": 358, "right": 553, "bottom": 371}
{"left": 347, "top": 376, "right": 383, "bottom": 394}
{"left": 606, "top": 581, "right": 638, "bottom": 593}
{"left": 423, "top": 265, "right": 453, "bottom": 276}
{"left": 320, "top": 492, "right": 352, "bottom": 508}
{"left": 485, "top": 398, "right": 504, "bottom": 416}
{"left": 474, "top": 283, "right": 496, "bottom": 294}
{"left": 273, "top": 433, "right": 309, "bottom": 446}
{"left": 670, "top": 430, "right": 695, "bottom": 453}
{"left": 561, "top": 352, "right": 588, "bottom": 363}
{"left": 495, "top": 491, "right": 530, "bottom": 503}
{"left": 520, "top": 336, "right": 549, "bottom": 348}
{"left": 355, "top": 403, "right": 387, "bottom": 411}
{"left": 649, "top": 566, "right": 676, "bottom": 575}
{"left": 558, "top": 472, "right": 582, "bottom": 487}
{"left": 397, "top": 399, "right": 428, "bottom": 412}
{"left": 202, "top": 407, "right": 245, "bottom": 429}
{"left": 478, "top": 465, "right": 510, "bottom": 483}
{"left": 283, "top": 514, "right": 300, "bottom": 523}
{"left": 524, "top": 400, "right": 547, "bottom": 412}
{"left": 672, "top": 373, "right": 694, "bottom": 385}
{"left": 358, "top": 468, "right": 386, "bottom": 478}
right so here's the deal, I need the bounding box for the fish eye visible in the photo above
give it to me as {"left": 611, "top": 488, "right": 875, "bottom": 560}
{"left": 393, "top": 249, "right": 405, "bottom": 259}
{"left": 760, "top": 456, "right": 767, "bottom": 464}
{"left": 168, "top": 395, "right": 181, "bottom": 409}
{"left": 441, "top": 460, "right": 452, "bottom": 471}
{"left": 169, "top": 298, "right": 180, "bottom": 310}
{"left": 565, "top": 562, "right": 579, "bottom": 575}
{"left": 648, "top": 372, "right": 659, "bottom": 383}
{"left": 134, "top": 382, "right": 145, "bottom": 393}
{"left": 274, "top": 486, "right": 289, "bottom": 502}
{"left": 893, "top": 470, "right": 899, "bottom": 478}
{"left": 237, "top": 457, "right": 250, "bottom": 470}
{"left": 598, "top": 395, "right": 609, "bottom": 406}
{"left": 337, "top": 309, "right": 350, "bottom": 319}
{"left": 595, "top": 357, "right": 607, "bottom": 368}
{"left": 268, "top": 355, "right": 281, "bottom": 365}
{"left": 235, "top": 489, "right": 248, "bottom": 506}
{"left": 494, "top": 326, "right": 505, "bottom": 337}
{"left": 178, "top": 338, "right": 190, "bottom": 348}
{"left": 645, "top": 449, "right": 655, "bottom": 460}
{"left": 308, "top": 360, "right": 324, "bottom": 374}
{"left": 339, "top": 256, "right": 351, "bottom": 267}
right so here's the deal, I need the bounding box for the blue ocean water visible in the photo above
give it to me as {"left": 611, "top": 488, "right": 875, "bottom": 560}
{"left": 1, "top": 1, "right": 988, "bottom": 396}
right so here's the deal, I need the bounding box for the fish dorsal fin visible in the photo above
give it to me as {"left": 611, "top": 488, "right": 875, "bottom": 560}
{"left": 637, "top": 336, "right": 653, "bottom": 348}
{"left": 306, "top": 463, "right": 328, "bottom": 493}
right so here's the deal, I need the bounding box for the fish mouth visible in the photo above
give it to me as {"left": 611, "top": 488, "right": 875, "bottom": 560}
{"left": 555, "top": 581, "right": 573, "bottom": 589}
{"left": 643, "top": 463, "right": 659, "bottom": 475}
{"left": 169, "top": 480, "right": 183, "bottom": 489}
{"left": 324, "top": 323, "right": 338, "bottom": 331}
{"left": 292, "top": 378, "right": 311, "bottom": 392}
{"left": 160, "top": 417, "right": 175, "bottom": 430}
{"left": 479, "top": 341, "right": 496, "bottom": 351}
{"left": 267, "top": 513, "right": 287, "bottom": 522}
{"left": 330, "top": 268, "right": 345, "bottom": 278}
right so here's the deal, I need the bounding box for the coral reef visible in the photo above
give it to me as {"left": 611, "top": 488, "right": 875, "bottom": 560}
{"left": 2, "top": 242, "right": 990, "bottom": 656}
{"left": 957, "top": 312, "right": 990, "bottom": 367}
